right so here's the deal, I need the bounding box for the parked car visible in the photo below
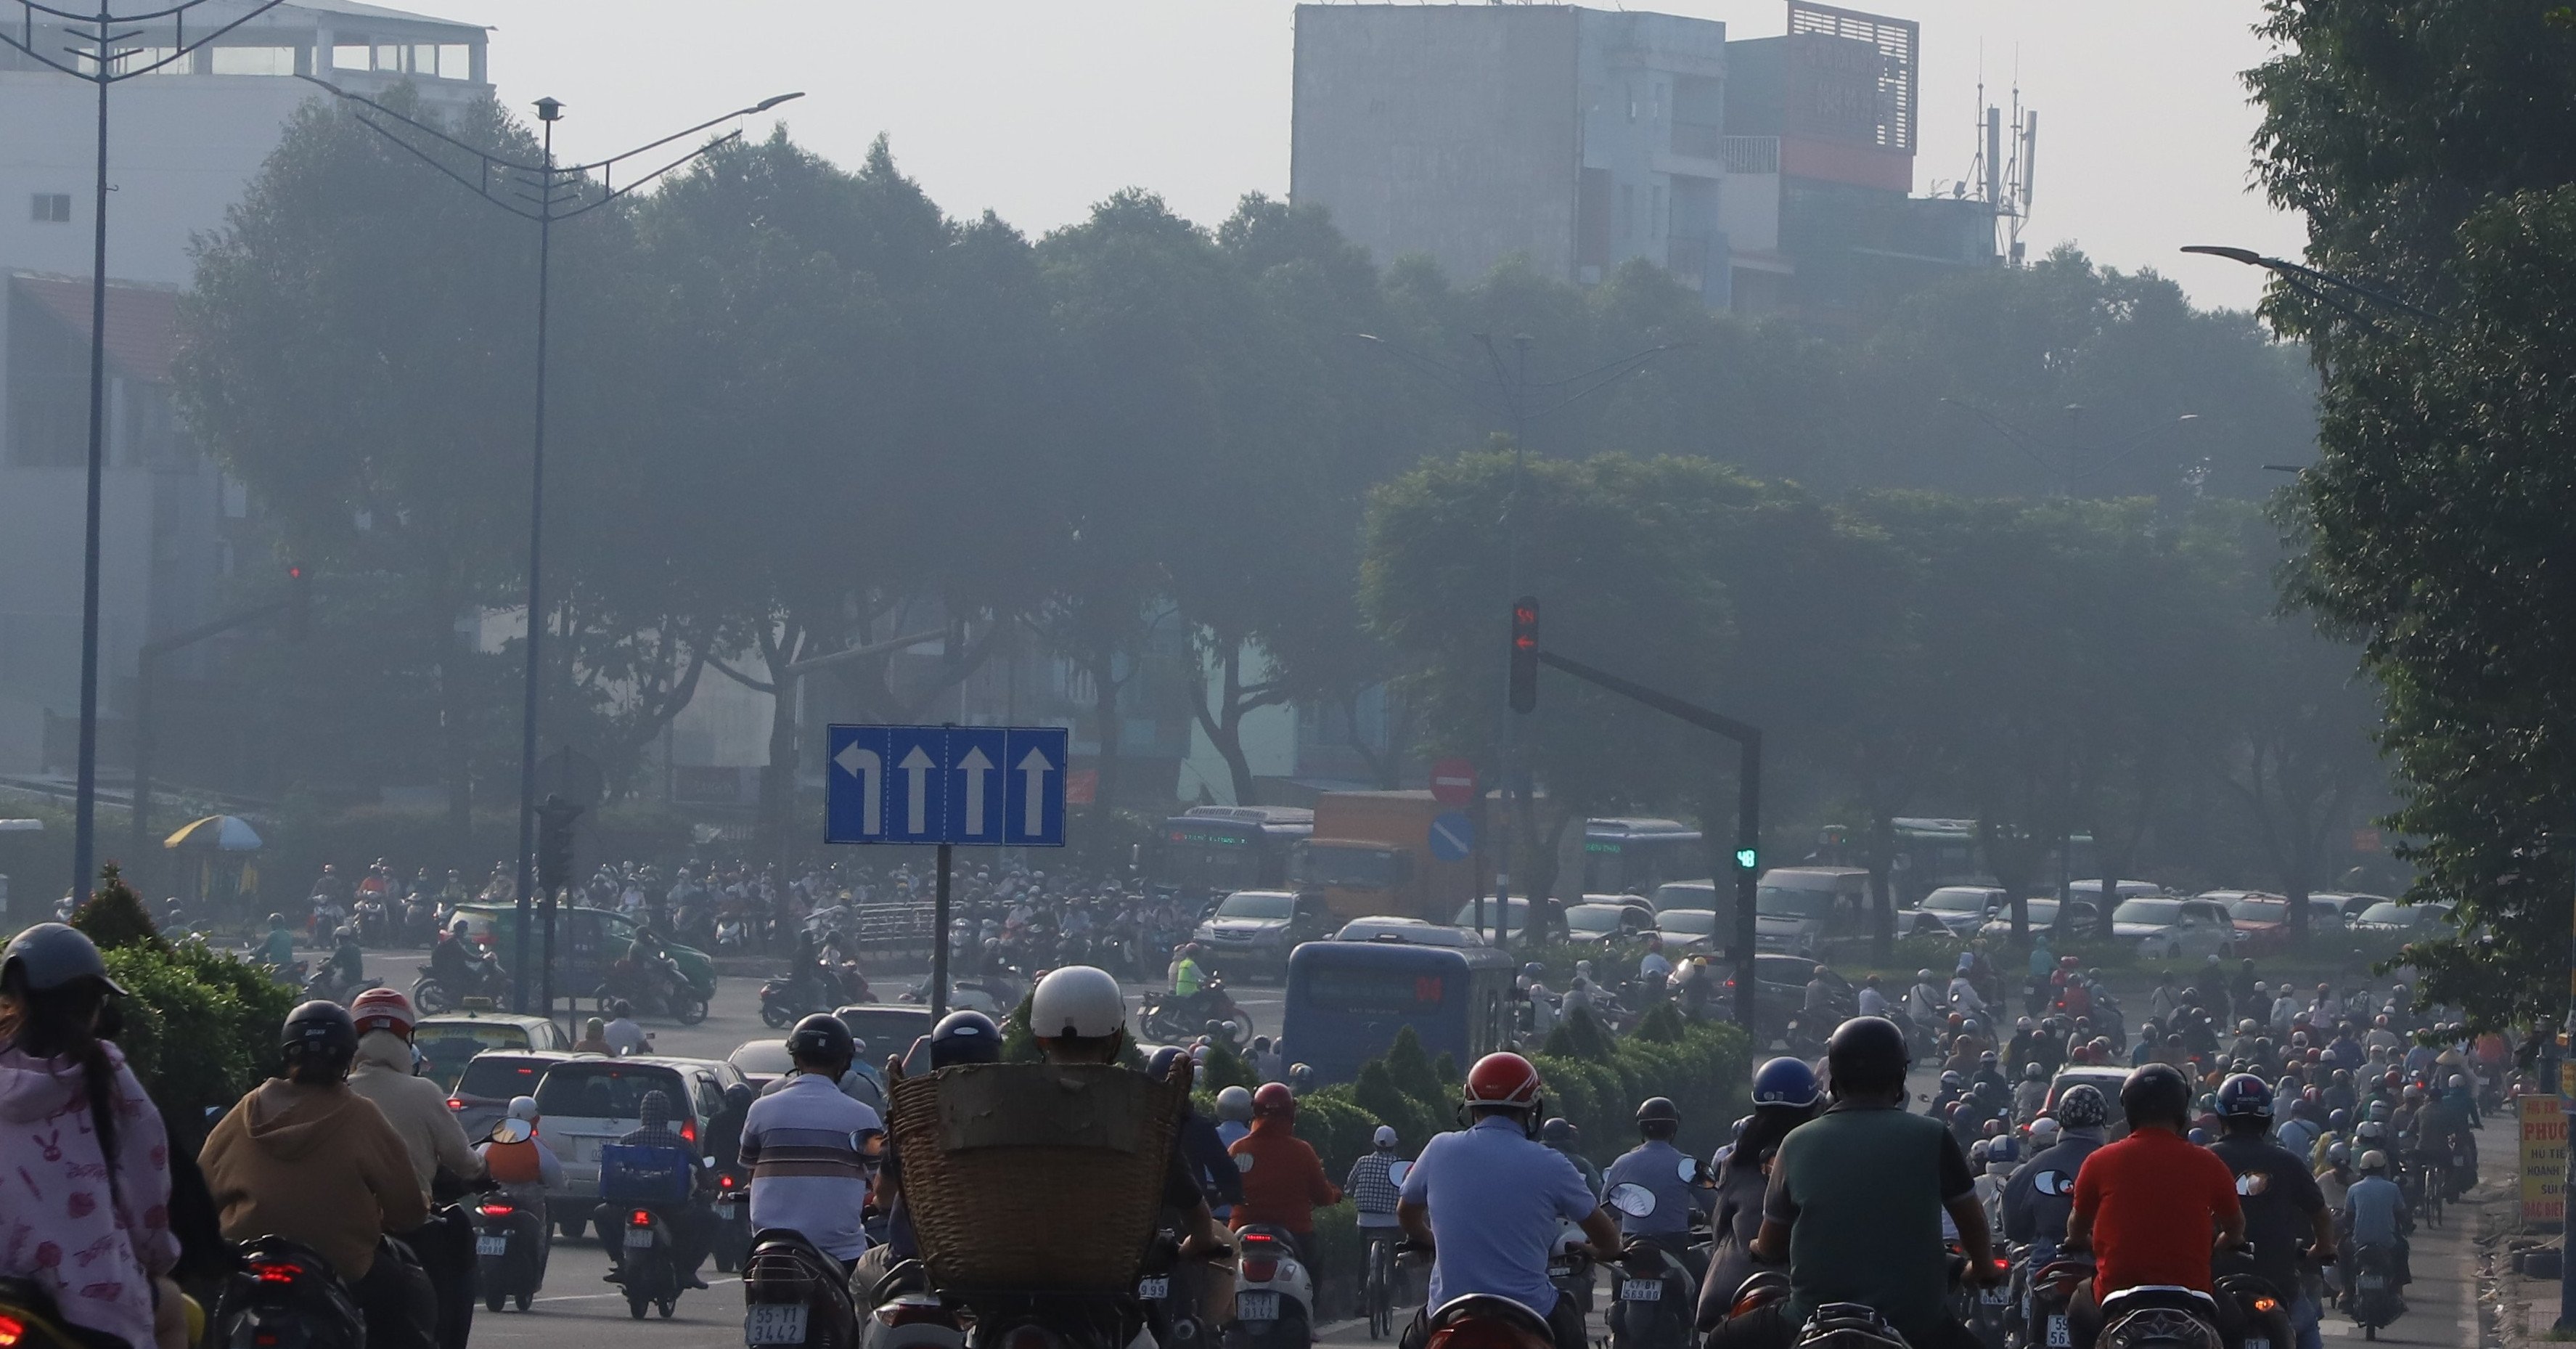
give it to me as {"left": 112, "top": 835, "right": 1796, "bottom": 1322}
{"left": 2309, "top": 892, "right": 2394, "bottom": 924}
{"left": 413, "top": 1011, "right": 573, "bottom": 1093}
{"left": 1753, "top": 867, "right": 1872, "bottom": 956}
{"left": 530, "top": 1056, "right": 746, "bottom": 1239}
{"left": 1195, "top": 889, "right": 1337, "bottom": 976}
{"left": 2218, "top": 892, "right": 2344, "bottom": 953}
{"left": 1333, "top": 916, "right": 1487, "bottom": 947}
{"left": 1906, "top": 885, "right": 2008, "bottom": 939}
{"left": 1974, "top": 897, "right": 2100, "bottom": 942}
{"left": 1650, "top": 880, "right": 1717, "bottom": 914}
{"left": 446, "top": 1048, "right": 584, "bottom": 1143}
{"left": 2043, "top": 1066, "right": 2134, "bottom": 1133}
{"left": 2110, "top": 895, "right": 2236, "bottom": 961}
{"left": 1654, "top": 906, "right": 1725, "bottom": 956}
{"left": 2346, "top": 899, "right": 2455, "bottom": 936}
{"left": 832, "top": 1004, "right": 937, "bottom": 1073}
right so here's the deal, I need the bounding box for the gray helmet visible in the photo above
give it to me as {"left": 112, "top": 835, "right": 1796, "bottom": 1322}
{"left": 1, "top": 923, "right": 126, "bottom": 995}
{"left": 1215, "top": 1085, "right": 1255, "bottom": 1122}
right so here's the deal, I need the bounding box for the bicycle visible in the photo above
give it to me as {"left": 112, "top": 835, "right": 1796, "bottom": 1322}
{"left": 2416, "top": 1156, "right": 2445, "bottom": 1229}
{"left": 1363, "top": 1228, "right": 1399, "bottom": 1340}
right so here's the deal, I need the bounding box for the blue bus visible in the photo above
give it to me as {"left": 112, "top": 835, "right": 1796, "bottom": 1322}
{"left": 1279, "top": 940, "right": 1519, "bottom": 1085}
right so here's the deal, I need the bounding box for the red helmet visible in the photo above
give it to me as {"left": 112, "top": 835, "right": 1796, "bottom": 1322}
{"left": 1253, "top": 1082, "right": 1296, "bottom": 1118}
{"left": 1463, "top": 1051, "right": 1544, "bottom": 1109}
{"left": 349, "top": 987, "right": 416, "bottom": 1040}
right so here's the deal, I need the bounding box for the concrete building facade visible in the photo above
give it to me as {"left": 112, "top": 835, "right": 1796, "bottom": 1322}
{"left": 0, "top": 1, "right": 487, "bottom": 776}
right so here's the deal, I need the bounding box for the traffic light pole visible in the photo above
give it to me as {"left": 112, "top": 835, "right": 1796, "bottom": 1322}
{"left": 126, "top": 592, "right": 295, "bottom": 888}
{"left": 1531, "top": 648, "right": 1763, "bottom": 1036}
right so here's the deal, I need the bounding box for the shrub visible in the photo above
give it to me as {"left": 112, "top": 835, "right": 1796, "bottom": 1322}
{"left": 102, "top": 937, "right": 296, "bottom": 1128}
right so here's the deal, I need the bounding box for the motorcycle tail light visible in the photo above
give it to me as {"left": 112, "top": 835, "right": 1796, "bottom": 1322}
{"left": 479, "top": 1204, "right": 515, "bottom": 1218}
{"left": 448, "top": 1098, "right": 465, "bottom": 1110}
{"left": 719, "top": 1174, "right": 737, "bottom": 1190}
{"left": 253, "top": 1334, "right": 279, "bottom": 1348}
{"left": 1005, "top": 1325, "right": 1057, "bottom": 1349}
{"left": 1241, "top": 1255, "right": 1278, "bottom": 1283}
{"left": 0, "top": 1313, "right": 24, "bottom": 1347}
{"left": 2253, "top": 1297, "right": 2278, "bottom": 1313}
{"left": 631, "top": 1210, "right": 653, "bottom": 1227}
{"left": 250, "top": 1263, "right": 300, "bottom": 1285}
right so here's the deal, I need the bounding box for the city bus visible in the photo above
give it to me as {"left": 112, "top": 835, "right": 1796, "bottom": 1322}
{"left": 1154, "top": 806, "right": 1312, "bottom": 899}
{"left": 1278, "top": 939, "right": 1518, "bottom": 1085}
{"left": 1578, "top": 818, "right": 1706, "bottom": 895}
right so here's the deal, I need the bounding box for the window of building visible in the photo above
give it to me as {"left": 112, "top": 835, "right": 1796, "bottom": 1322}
{"left": 1652, "top": 184, "right": 1669, "bottom": 239}
{"left": 30, "top": 193, "right": 71, "bottom": 224}
{"left": 1616, "top": 184, "right": 1633, "bottom": 241}
{"left": 210, "top": 45, "right": 297, "bottom": 76}
{"left": 333, "top": 44, "right": 371, "bottom": 71}
{"left": 438, "top": 44, "right": 470, "bottom": 78}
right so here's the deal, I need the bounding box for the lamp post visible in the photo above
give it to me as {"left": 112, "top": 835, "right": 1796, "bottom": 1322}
{"left": 2, "top": 0, "right": 291, "bottom": 904}
{"left": 300, "top": 78, "right": 804, "bottom": 1012}
{"left": 2179, "top": 245, "right": 2435, "bottom": 325}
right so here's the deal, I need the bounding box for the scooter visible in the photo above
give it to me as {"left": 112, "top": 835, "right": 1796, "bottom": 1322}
{"left": 2095, "top": 1286, "right": 2222, "bottom": 1349}
{"left": 473, "top": 1189, "right": 549, "bottom": 1312}
{"left": 1606, "top": 1239, "right": 1701, "bottom": 1349}
{"left": 2210, "top": 1245, "right": 2293, "bottom": 1349}
{"left": 711, "top": 1167, "right": 751, "bottom": 1273}
{"left": 613, "top": 1203, "right": 684, "bottom": 1320}
{"left": 2023, "top": 1257, "right": 2092, "bottom": 1349}
{"left": 862, "top": 1258, "right": 968, "bottom": 1349}
{"left": 1, "top": 1274, "right": 200, "bottom": 1349}
{"left": 743, "top": 1228, "right": 861, "bottom": 1349}
{"left": 211, "top": 1235, "right": 370, "bottom": 1349}
{"left": 1794, "top": 1303, "right": 1917, "bottom": 1349}
{"left": 1223, "top": 1226, "right": 1314, "bottom": 1349}
{"left": 1137, "top": 1243, "right": 1211, "bottom": 1349}
{"left": 1545, "top": 1218, "right": 1595, "bottom": 1316}
{"left": 2347, "top": 1244, "right": 2403, "bottom": 1340}
{"left": 761, "top": 974, "right": 843, "bottom": 1029}
{"left": 1404, "top": 1239, "right": 1555, "bottom": 1349}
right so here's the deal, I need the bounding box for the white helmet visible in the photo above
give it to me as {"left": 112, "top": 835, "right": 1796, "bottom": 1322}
{"left": 2027, "top": 1117, "right": 2061, "bottom": 1149}
{"left": 1373, "top": 1125, "right": 1399, "bottom": 1150}
{"left": 508, "top": 1095, "right": 540, "bottom": 1122}
{"left": 1030, "top": 965, "right": 1125, "bottom": 1039}
{"left": 1216, "top": 1085, "right": 1255, "bottom": 1122}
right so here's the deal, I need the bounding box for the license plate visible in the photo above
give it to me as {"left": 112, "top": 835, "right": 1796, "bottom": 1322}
{"left": 1137, "top": 1276, "right": 1169, "bottom": 1300}
{"left": 1237, "top": 1292, "right": 1279, "bottom": 1321}
{"left": 1620, "top": 1280, "right": 1661, "bottom": 1303}
{"left": 2246, "top": 1339, "right": 2270, "bottom": 1349}
{"left": 2045, "top": 1315, "right": 2070, "bottom": 1348}
{"left": 476, "top": 1235, "right": 508, "bottom": 1257}
{"left": 746, "top": 1303, "right": 809, "bottom": 1345}
{"left": 625, "top": 1228, "right": 655, "bottom": 1249}
{"left": 716, "top": 1201, "right": 739, "bottom": 1218}
{"left": 1980, "top": 1287, "right": 2009, "bottom": 1305}
{"left": 2359, "top": 1276, "right": 2384, "bottom": 1291}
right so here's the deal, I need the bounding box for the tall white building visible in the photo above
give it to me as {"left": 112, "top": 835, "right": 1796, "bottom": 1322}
{"left": 0, "top": 0, "right": 487, "bottom": 775}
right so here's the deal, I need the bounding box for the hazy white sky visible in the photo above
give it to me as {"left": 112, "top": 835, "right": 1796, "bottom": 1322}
{"left": 446, "top": 1, "right": 2304, "bottom": 314}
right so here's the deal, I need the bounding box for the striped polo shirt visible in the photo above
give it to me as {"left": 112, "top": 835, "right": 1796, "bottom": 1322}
{"left": 737, "top": 1072, "right": 883, "bottom": 1262}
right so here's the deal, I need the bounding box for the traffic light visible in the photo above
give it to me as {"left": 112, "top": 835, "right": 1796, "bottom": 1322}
{"left": 1508, "top": 595, "right": 1539, "bottom": 714}
{"left": 1735, "top": 847, "right": 1759, "bottom": 871}
{"left": 535, "top": 794, "right": 583, "bottom": 895}
{"left": 285, "top": 563, "right": 309, "bottom": 642}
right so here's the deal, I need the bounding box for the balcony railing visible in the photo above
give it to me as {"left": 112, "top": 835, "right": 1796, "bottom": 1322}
{"left": 1722, "top": 136, "right": 1780, "bottom": 174}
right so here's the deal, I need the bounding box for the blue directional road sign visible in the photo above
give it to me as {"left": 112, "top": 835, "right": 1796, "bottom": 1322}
{"left": 827, "top": 724, "right": 1068, "bottom": 848}
{"left": 1428, "top": 811, "right": 1475, "bottom": 863}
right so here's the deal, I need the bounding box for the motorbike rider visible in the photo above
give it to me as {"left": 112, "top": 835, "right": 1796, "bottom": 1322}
{"left": 856, "top": 1010, "right": 1006, "bottom": 1297}
{"left": 2209, "top": 1075, "right": 2336, "bottom": 1349}
{"left": 478, "top": 1096, "right": 563, "bottom": 1284}
{"left": 261, "top": 913, "right": 297, "bottom": 971}
{"left": 347, "top": 989, "right": 486, "bottom": 1193}
{"left": 1215, "top": 1084, "right": 1256, "bottom": 1149}
{"left": 1605, "top": 1097, "right": 1713, "bottom": 1281}
{"left": 605, "top": 1089, "right": 713, "bottom": 1289}
{"left": 2000, "top": 1083, "right": 2111, "bottom": 1269}
{"left": 319, "top": 926, "right": 365, "bottom": 993}
{"left": 1172, "top": 942, "right": 1209, "bottom": 1003}
{"left": 2012, "top": 1063, "right": 2050, "bottom": 1123}
{"left": 2339, "top": 1151, "right": 2409, "bottom": 1297}
{"left": 1, "top": 924, "right": 182, "bottom": 1349}
{"left": 1695, "top": 1057, "right": 1824, "bottom": 1334}
{"left": 1229, "top": 1081, "right": 1343, "bottom": 1302}
{"left": 1396, "top": 1051, "right": 1623, "bottom": 1349}
{"left": 2419, "top": 1074, "right": 2477, "bottom": 1188}
{"left": 200, "top": 1000, "right": 436, "bottom": 1349}
{"left": 1735, "top": 1016, "right": 2001, "bottom": 1349}
{"left": 738, "top": 1014, "right": 880, "bottom": 1273}
{"left": 603, "top": 1000, "right": 649, "bottom": 1056}
{"left": 2061, "top": 1064, "right": 2244, "bottom": 1346}
{"left": 1542, "top": 1117, "right": 1606, "bottom": 1199}
{"left": 624, "top": 924, "right": 684, "bottom": 1007}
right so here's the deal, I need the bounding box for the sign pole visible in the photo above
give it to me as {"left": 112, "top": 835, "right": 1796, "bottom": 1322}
{"left": 931, "top": 843, "right": 952, "bottom": 1022}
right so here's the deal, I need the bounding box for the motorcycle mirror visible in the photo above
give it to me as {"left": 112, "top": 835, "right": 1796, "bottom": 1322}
{"left": 1388, "top": 1160, "right": 1411, "bottom": 1187}
{"left": 1608, "top": 1183, "right": 1657, "bottom": 1218}
{"left": 702, "top": 1154, "right": 717, "bottom": 1169}
{"left": 1677, "top": 1156, "right": 1701, "bottom": 1184}
{"left": 491, "top": 1118, "right": 533, "bottom": 1145}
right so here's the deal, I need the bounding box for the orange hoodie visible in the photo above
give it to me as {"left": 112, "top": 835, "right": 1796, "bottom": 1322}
{"left": 1227, "top": 1115, "right": 1341, "bottom": 1234}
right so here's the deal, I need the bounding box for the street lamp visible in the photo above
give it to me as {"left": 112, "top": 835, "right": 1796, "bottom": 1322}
{"left": 300, "top": 78, "right": 804, "bottom": 1012}
{"left": 2180, "top": 245, "right": 2436, "bottom": 324}
{"left": 3, "top": 0, "right": 292, "bottom": 905}
{"left": 1937, "top": 396, "right": 2201, "bottom": 497}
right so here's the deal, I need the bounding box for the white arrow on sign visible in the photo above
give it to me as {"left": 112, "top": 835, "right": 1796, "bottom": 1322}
{"left": 1017, "top": 745, "right": 1055, "bottom": 830}
{"left": 957, "top": 745, "right": 995, "bottom": 835}
{"left": 833, "top": 742, "right": 882, "bottom": 836}
{"left": 900, "top": 745, "right": 936, "bottom": 835}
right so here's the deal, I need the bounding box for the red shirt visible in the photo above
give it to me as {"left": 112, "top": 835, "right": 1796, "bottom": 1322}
{"left": 2069, "top": 1127, "right": 2240, "bottom": 1294}
{"left": 1227, "top": 1117, "right": 1341, "bottom": 1234}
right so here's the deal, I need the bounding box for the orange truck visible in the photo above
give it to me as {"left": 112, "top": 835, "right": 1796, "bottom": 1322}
{"left": 1290, "top": 791, "right": 1489, "bottom": 923}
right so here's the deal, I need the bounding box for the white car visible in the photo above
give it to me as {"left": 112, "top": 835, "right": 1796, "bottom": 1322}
{"left": 1906, "top": 885, "right": 2007, "bottom": 938}
{"left": 2109, "top": 896, "right": 2236, "bottom": 961}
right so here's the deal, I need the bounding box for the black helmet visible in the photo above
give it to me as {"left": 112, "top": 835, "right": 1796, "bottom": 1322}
{"left": 788, "top": 1013, "right": 856, "bottom": 1070}
{"left": 930, "top": 1009, "right": 1002, "bottom": 1068}
{"left": 1540, "top": 1116, "right": 1576, "bottom": 1146}
{"left": 2216, "top": 1072, "right": 2275, "bottom": 1120}
{"left": 1827, "top": 1015, "right": 1910, "bottom": 1096}
{"left": 1635, "top": 1096, "right": 1681, "bottom": 1133}
{"left": 2121, "top": 1063, "right": 2193, "bottom": 1130}
{"left": 1, "top": 923, "right": 126, "bottom": 995}
{"left": 280, "top": 1000, "right": 358, "bottom": 1072}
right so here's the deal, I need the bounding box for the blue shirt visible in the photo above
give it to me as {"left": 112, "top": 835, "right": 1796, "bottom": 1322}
{"left": 1602, "top": 1139, "right": 1701, "bottom": 1237}
{"left": 738, "top": 1073, "right": 883, "bottom": 1263}
{"left": 1400, "top": 1117, "right": 1599, "bottom": 1316}
{"left": 2343, "top": 1175, "right": 2405, "bottom": 1247}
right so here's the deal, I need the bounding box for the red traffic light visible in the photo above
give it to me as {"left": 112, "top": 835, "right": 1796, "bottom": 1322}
{"left": 1508, "top": 596, "right": 1539, "bottom": 713}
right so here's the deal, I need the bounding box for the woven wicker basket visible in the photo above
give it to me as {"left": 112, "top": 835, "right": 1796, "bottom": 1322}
{"left": 888, "top": 1061, "right": 1187, "bottom": 1294}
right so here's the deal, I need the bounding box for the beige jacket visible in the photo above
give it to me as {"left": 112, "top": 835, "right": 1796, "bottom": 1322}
{"left": 200, "top": 1080, "right": 426, "bottom": 1279}
{"left": 348, "top": 1030, "right": 486, "bottom": 1193}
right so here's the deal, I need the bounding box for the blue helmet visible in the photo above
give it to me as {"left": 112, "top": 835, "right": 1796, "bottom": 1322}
{"left": 1752, "top": 1056, "right": 1824, "bottom": 1109}
{"left": 2216, "top": 1072, "right": 2273, "bottom": 1120}
{"left": 930, "top": 1009, "right": 1002, "bottom": 1068}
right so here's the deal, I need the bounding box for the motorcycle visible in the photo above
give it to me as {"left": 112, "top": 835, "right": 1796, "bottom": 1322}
{"left": 2095, "top": 1286, "right": 2223, "bottom": 1349}
{"left": 1141, "top": 980, "right": 1254, "bottom": 1043}
{"left": 473, "top": 1189, "right": 549, "bottom": 1313}
{"left": 355, "top": 897, "right": 393, "bottom": 947}
{"left": 2211, "top": 1246, "right": 2293, "bottom": 1349}
{"left": 717, "top": 915, "right": 751, "bottom": 952}
{"left": 1954, "top": 1252, "right": 2013, "bottom": 1349}
{"left": 1606, "top": 1239, "right": 1701, "bottom": 1349}
{"left": 1137, "top": 1234, "right": 1211, "bottom": 1349}
{"left": 303, "top": 967, "right": 383, "bottom": 1006}
{"left": 2023, "top": 1258, "right": 2091, "bottom": 1349}
{"left": 2347, "top": 1244, "right": 2403, "bottom": 1340}
{"left": 414, "top": 952, "right": 508, "bottom": 1015}
{"left": 862, "top": 1259, "right": 968, "bottom": 1349}
{"left": 1546, "top": 1218, "right": 1595, "bottom": 1316}
{"left": 762, "top": 966, "right": 863, "bottom": 1029}
{"left": 212, "top": 1235, "right": 369, "bottom": 1349}
{"left": 1224, "top": 1226, "right": 1314, "bottom": 1349}
{"left": 0, "top": 1273, "right": 197, "bottom": 1349}
{"left": 711, "top": 1167, "right": 752, "bottom": 1273}
{"left": 1794, "top": 1303, "right": 1918, "bottom": 1349}
{"left": 613, "top": 1203, "right": 684, "bottom": 1319}
{"left": 744, "top": 1227, "right": 860, "bottom": 1349}
{"left": 597, "top": 955, "right": 711, "bottom": 1024}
